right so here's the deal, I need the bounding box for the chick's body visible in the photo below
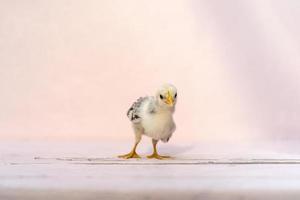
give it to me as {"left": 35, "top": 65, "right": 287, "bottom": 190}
{"left": 138, "top": 97, "right": 176, "bottom": 142}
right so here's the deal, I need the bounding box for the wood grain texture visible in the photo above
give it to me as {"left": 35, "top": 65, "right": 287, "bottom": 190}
{"left": 1, "top": 142, "right": 300, "bottom": 200}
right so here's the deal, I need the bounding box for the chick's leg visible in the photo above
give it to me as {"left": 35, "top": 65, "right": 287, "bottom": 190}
{"left": 147, "top": 139, "right": 171, "bottom": 159}
{"left": 118, "top": 132, "right": 142, "bottom": 159}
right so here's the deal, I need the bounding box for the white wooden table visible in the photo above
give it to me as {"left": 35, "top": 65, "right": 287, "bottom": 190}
{"left": 1, "top": 141, "right": 300, "bottom": 200}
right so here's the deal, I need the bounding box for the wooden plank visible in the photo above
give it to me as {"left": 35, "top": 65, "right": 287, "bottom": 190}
{"left": 8, "top": 157, "right": 300, "bottom": 165}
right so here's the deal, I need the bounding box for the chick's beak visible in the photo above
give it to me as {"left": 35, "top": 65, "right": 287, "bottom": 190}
{"left": 165, "top": 91, "right": 174, "bottom": 106}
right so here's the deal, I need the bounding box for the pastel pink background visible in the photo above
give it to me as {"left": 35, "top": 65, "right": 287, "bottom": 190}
{"left": 0, "top": 1, "right": 299, "bottom": 143}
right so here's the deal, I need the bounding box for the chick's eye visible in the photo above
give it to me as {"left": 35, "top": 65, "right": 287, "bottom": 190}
{"left": 159, "top": 94, "right": 164, "bottom": 99}
{"left": 174, "top": 93, "right": 177, "bottom": 98}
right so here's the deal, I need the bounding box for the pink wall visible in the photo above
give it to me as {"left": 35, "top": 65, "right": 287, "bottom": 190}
{"left": 0, "top": 1, "right": 299, "bottom": 142}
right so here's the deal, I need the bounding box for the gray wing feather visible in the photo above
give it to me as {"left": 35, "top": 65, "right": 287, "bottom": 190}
{"left": 127, "top": 96, "right": 148, "bottom": 123}
{"left": 147, "top": 97, "right": 156, "bottom": 113}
